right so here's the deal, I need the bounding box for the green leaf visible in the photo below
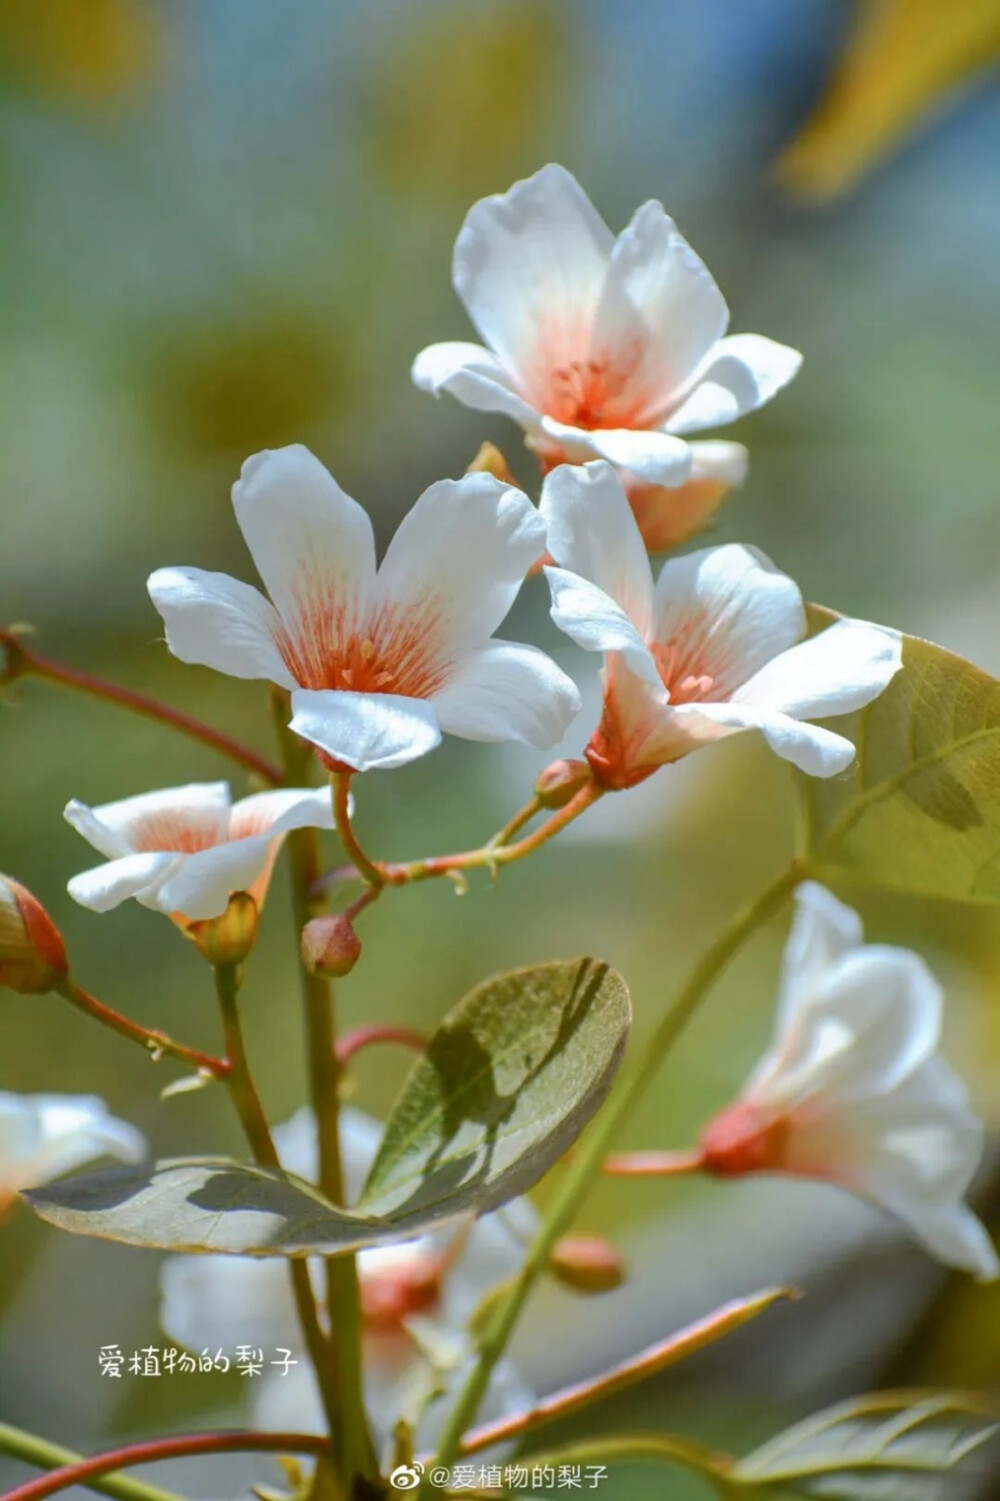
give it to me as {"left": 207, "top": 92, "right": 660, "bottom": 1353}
{"left": 801, "top": 606, "right": 1000, "bottom": 902}
{"left": 24, "top": 957, "right": 630, "bottom": 1255}
{"left": 730, "top": 1390, "right": 1000, "bottom": 1499}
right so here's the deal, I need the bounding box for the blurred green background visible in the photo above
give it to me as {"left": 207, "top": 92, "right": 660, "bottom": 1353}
{"left": 3, "top": 2, "right": 1000, "bottom": 1497}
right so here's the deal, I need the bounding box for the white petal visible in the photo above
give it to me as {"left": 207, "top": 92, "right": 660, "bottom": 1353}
{"left": 0, "top": 1092, "right": 145, "bottom": 1194}
{"left": 67, "top": 852, "right": 181, "bottom": 913}
{"left": 539, "top": 419, "right": 693, "bottom": 486}
{"left": 666, "top": 333, "right": 803, "bottom": 435}
{"left": 411, "top": 342, "right": 541, "bottom": 428}
{"left": 290, "top": 689, "right": 442, "bottom": 772}
{"left": 776, "top": 881, "right": 864, "bottom": 1031}
{"left": 229, "top": 786, "right": 335, "bottom": 841}
{"left": 433, "top": 641, "right": 581, "bottom": 749}
{"left": 544, "top": 567, "right": 661, "bottom": 685}
{"left": 147, "top": 567, "right": 294, "bottom": 687}
{"left": 232, "top": 445, "right": 377, "bottom": 659}
{"left": 539, "top": 462, "right": 654, "bottom": 632}
{"left": 453, "top": 164, "right": 613, "bottom": 378}
{"left": 652, "top": 544, "right": 805, "bottom": 696}
{"left": 736, "top": 617, "right": 903, "bottom": 720}
{"left": 594, "top": 199, "right": 728, "bottom": 411}
{"left": 374, "top": 474, "right": 545, "bottom": 653}
{"left": 891, "top": 1202, "right": 999, "bottom": 1280}
{"left": 440, "top": 1198, "right": 539, "bottom": 1327}
{"left": 688, "top": 440, "right": 749, "bottom": 485}
{"left": 65, "top": 784, "right": 232, "bottom": 859}
{"left": 673, "top": 699, "right": 858, "bottom": 776}
{"left": 272, "top": 1105, "right": 382, "bottom": 1204}
{"left": 161, "top": 1253, "right": 297, "bottom": 1352}
{"left": 152, "top": 836, "right": 274, "bottom": 921}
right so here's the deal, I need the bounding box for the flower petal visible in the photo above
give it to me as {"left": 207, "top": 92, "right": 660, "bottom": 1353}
{"left": 65, "top": 784, "right": 232, "bottom": 859}
{"left": 147, "top": 567, "right": 294, "bottom": 687}
{"left": 652, "top": 544, "right": 806, "bottom": 696}
{"left": 672, "top": 699, "right": 858, "bottom": 776}
{"left": 544, "top": 567, "right": 661, "bottom": 685}
{"left": 440, "top": 1197, "right": 540, "bottom": 1327}
{"left": 735, "top": 617, "right": 903, "bottom": 720}
{"left": 539, "top": 462, "right": 653, "bottom": 632}
{"left": 152, "top": 836, "right": 275, "bottom": 922}
{"left": 228, "top": 786, "right": 335, "bottom": 842}
{"left": 539, "top": 419, "right": 693, "bottom": 486}
{"left": 453, "top": 164, "right": 614, "bottom": 378}
{"left": 374, "top": 474, "right": 545, "bottom": 653}
{"left": 665, "top": 333, "right": 803, "bottom": 435}
{"left": 688, "top": 440, "right": 749, "bottom": 485}
{"left": 290, "top": 689, "right": 442, "bottom": 772}
{"left": 0, "top": 1093, "right": 145, "bottom": 1193}
{"left": 161, "top": 1253, "right": 297, "bottom": 1352}
{"left": 411, "top": 342, "right": 542, "bottom": 427}
{"left": 232, "top": 445, "right": 377, "bottom": 653}
{"left": 433, "top": 641, "right": 581, "bottom": 749}
{"left": 776, "top": 881, "right": 864, "bottom": 1031}
{"left": 594, "top": 199, "right": 729, "bottom": 413}
{"left": 67, "top": 852, "right": 181, "bottom": 913}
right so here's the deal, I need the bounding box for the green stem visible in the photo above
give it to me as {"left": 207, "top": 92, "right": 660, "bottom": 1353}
{"left": 272, "top": 695, "right": 379, "bottom": 1489}
{"left": 0, "top": 1426, "right": 181, "bottom": 1501}
{"left": 428, "top": 861, "right": 803, "bottom": 1478}
{"left": 211, "top": 961, "right": 343, "bottom": 1451}
{"left": 506, "top": 1434, "right": 732, "bottom": 1490}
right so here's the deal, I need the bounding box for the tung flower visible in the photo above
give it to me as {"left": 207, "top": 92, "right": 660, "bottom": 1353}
{"left": 701, "top": 883, "right": 999, "bottom": 1280}
{"left": 148, "top": 445, "right": 580, "bottom": 773}
{"left": 413, "top": 164, "right": 798, "bottom": 546}
{"left": 160, "top": 1107, "right": 535, "bottom": 1456}
{"left": 541, "top": 462, "right": 901, "bottom": 788}
{"left": 0, "top": 1092, "right": 145, "bottom": 1206}
{"left": 65, "top": 781, "right": 333, "bottom": 923}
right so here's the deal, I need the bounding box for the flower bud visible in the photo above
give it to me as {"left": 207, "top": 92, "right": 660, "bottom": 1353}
{"left": 301, "top": 913, "right": 362, "bottom": 978}
{"left": 465, "top": 441, "right": 519, "bottom": 487}
{"left": 535, "top": 759, "right": 592, "bottom": 809}
{"left": 699, "top": 1100, "right": 790, "bottom": 1177}
{"left": 549, "top": 1234, "right": 627, "bottom": 1294}
{"left": 186, "top": 892, "right": 259, "bottom": 966}
{"left": 0, "top": 875, "right": 69, "bottom": 994}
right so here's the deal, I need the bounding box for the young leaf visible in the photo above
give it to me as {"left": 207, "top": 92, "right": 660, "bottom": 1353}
{"left": 801, "top": 607, "right": 1000, "bottom": 902}
{"left": 24, "top": 957, "right": 631, "bottom": 1255}
{"left": 730, "top": 1390, "right": 1000, "bottom": 1498}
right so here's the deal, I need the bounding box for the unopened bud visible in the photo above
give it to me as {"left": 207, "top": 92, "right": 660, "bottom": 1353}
{"left": 465, "top": 441, "right": 520, "bottom": 487}
{"left": 0, "top": 875, "right": 69, "bottom": 994}
{"left": 186, "top": 892, "right": 259, "bottom": 966}
{"left": 549, "top": 1234, "right": 627, "bottom": 1294}
{"left": 535, "top": 759, "right": 592, "bottom": 809}
{"left": 301, "top": 913, "right": 362, "bottom": 978}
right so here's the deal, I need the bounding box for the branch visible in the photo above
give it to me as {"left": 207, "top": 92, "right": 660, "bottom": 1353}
{"left": 0, "top": 1425, "right": 180, "bottom": 1501}
{"left": 55, "top": 979, "right": 229, "bottom": 1077}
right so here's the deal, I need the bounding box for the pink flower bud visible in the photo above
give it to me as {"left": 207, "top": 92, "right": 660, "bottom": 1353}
{"left": 549, "top": 1234, "right": 627, "bottom": 1294}
{"left": 0, "top": 875, "right": 69, "bottom": 995}
{"left": 301, "top": 913, "right": 362, "bottom": 978}
{"left": 535, "top": 758, "right": 592, "bottom": 809}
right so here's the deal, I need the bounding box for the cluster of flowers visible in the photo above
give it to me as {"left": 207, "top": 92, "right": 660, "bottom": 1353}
{"left": 2, "top": 166, "right": 996, "bottom": 1457}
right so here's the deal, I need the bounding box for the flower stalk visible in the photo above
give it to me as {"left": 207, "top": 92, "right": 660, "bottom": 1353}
{"left": 55, "top": 978, "right": 228, "bottom": 1077}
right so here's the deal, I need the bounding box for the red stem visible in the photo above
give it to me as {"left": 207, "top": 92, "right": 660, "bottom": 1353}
{"left": 0, "top": 1432, "right": 332, "bottom": 1501}
{"left": 57, "top": 980, "right": 229, "bottom": 1077}
{"left": 601, "top": 1148, "right": 706, "bottom": 1177}
{"left": 3, "top": 630, "right": 281, "bottom": 785}
{"left": 336, "top": 1023, "right": 428, "bottom": 1065}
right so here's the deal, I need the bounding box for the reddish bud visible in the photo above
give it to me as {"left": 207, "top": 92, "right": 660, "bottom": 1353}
{"left": 186, "top": 892, "right": 259, "bottom": 966}
{"left": 0, "top": 875, "right": 69, "bottom": 994}
{"left": 549, "top": 1234, "right": 627, "bottom": 1294}
{"left": 699, "top": 1100, "right": 790, "bottom": 1177}
{"left": 535, "top": 758, "right": 592, "bottom": 808}
{"left": 301, "top": 913, "right": 362, "bottom": 978}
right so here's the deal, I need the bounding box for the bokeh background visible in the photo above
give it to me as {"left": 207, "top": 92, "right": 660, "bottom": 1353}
{"left": 3, "top": 2, "right": 1000, "bottom": 1497}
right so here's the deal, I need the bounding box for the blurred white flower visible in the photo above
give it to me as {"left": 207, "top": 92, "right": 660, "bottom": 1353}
{"left": 541, "top": 462, "right": 901, "bottom": 787}
{"left": 160, "top": 1107, "right": 536, "bottom": 1457}
{"left": 0, "top": 1092, "right": 145, "bottom": 1206}
{"left": 65, "top": 781, "right": 333, "bottom": 923}
{"left": 413, "top": 163, "right": 798, "bottom": 544}
{"left": 148, "top": 445, "right": 580, "bottom": 774}
{"left": 701, "top": 882, "right": 999, "bottom": 1280}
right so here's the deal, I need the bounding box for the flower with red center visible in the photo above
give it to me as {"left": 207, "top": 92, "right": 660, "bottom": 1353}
{"left": 540, "top": 462, "right": 902, "bottom": 789}
{"left": 64, "top": 781, "right": 333, "bottom": 923}
{"left": 159, "top": 1107, "right": 536, "bottom": 1457}
{"left": 412, "top": 164, "right": 798, "bottom": 547}
{"left": 148, "top": 445, "right": 580, "bottom": 773}
{"left": 700, "top": 882, "right": 999, "bottom": 1279}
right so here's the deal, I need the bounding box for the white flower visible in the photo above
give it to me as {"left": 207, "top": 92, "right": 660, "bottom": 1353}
{"left": 148, "top": 445, "right": 580, "bottom": 774}
{"left": 700, "top": 882, "right": 999, "bottom": 1280}
{"left": 64, "top": 781, "right": 333, "bottom": 923}
{"left": 540, "top": 462, "right": 901, "bottom": 788}
{"left": 159, "top": 1107, "right": 535, "bottom": 1457}
{"left": 412, "top": 164, "right": 798, "bottom": 519}
{"left": 0, "top": 1092, "right": 145, "bottom": 1204}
